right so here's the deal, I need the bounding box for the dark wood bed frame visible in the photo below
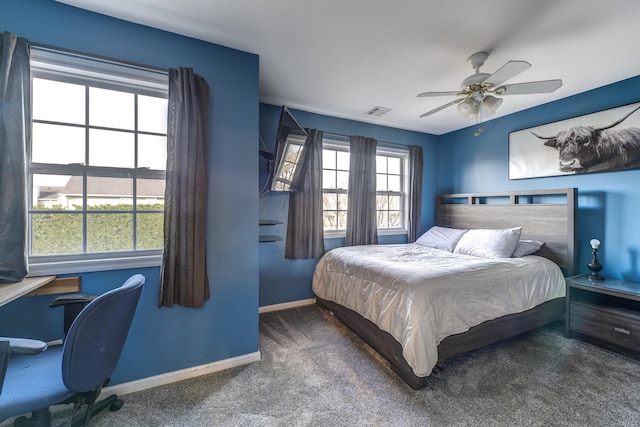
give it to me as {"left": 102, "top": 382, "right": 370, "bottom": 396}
{"left": 316, "top": 188, "right": 577, "bottom": 390}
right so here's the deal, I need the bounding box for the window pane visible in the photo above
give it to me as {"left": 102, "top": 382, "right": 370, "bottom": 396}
{"left": 89, "top": 129, "right": 134, "bottom": 168}
{"left": 138, "top": 95, "right": 168, "bottom": 134}
{"left": 377, "top": 174, "right": 387, "bottom": 191}
{"left": 377, "top": 211, "right": 389, "bottom": 228}
{"left": 336, "top": 151, "right": 349, "bottom": 170}
{"left": 137, "top": 179, "right": 165, "bottom": 210}
{"left": 137, "top": 213, "right": 164, "bottom": 249}
{"left": 32, "top": 124, "right": 86, "bottom": 165}
{"left": 32, "top": 174, "right": 79, "bottom": 210}
{"left": 388, "top": 157, "right": 401, "bottom": 174}
{"left": 323, "top": 210, "right": 337, "bottom": 230}
{"left": 338, "top": 194, "right": 348, "bottom": 210}
{"left": 32, "top": 78, "right": 85, "bottom": 125}
{"left": 87, "top": 213, "right": 133, "bottom": 252}
{"left": 323, "top": 193, "right": 337, "bottom": 210}
{"left": 31, "top": 212, "right": 83, "bottom": 255}
{"left": 376, "top": 156, "right": 387, "bottom": 173}
{"left": 389, "top": 195, "right": 401, "bottom": 210}
{"left": 323, "top": 170, "right": 336, "bottom": 189}
{"left": 377, "top": 195, "right": 389, "bottom": 210}
{"left": 323, "top": 149, "right": 336, "bottom": 169}
{"left": 138, "top": 134, "right": 167, "bottom": 170}
{"left": 389, "top": 211, "right": 401, "bottom": 228}
{"left": 89, "top": 87, "right": 134, "bottom": 130}
{"left": 87, "top": 177, "right": 132, "bottom": 210}
{"left": 388, "top": 175, "right": 401, "bottom": 192}
{"left": 337, "top": 211, "right": 347, "bottom": 230}
{"left": 336, "top": 171, "right": 349, "bottom": 189}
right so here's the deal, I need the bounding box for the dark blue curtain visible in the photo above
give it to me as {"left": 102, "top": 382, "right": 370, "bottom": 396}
{"left": 0, "top": 32, "right": 30, "bottom": 283}
{"left": 159, "top": 68, "right": 210, "bottom": 308}
{"left": 345, "top": 136, "right": 378, "bottom": 246}
{"left": 407, "top": 145, "right": 423, "bottom": 242}
{"left": 285, "top": 129, "right": 325, "bottom": 259}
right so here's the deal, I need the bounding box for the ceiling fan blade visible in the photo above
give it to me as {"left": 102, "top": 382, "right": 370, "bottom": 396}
{"left": 417, "top": 91, "right": 460, "bottom": 98}
{"left": 483, "top": 60, "right": 531, "bottom": 87}
{"left": 419, "top": 99, "right": 463, "bottom": 118}
{"left": 496, "top": 79, "right": 563, "bottom": 95}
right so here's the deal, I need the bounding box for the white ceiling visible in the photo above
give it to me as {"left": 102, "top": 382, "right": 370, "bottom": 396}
{"left": 58, "top": 0, "right": 640, "bottom": 135}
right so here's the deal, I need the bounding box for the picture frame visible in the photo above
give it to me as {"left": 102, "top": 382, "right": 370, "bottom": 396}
{"left": 509, "top": 101, "right": 640, "bottom": 179}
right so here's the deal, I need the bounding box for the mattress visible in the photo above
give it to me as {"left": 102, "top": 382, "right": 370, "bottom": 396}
{"left": 312, "top": 243, "right": 565, "bottom": 377}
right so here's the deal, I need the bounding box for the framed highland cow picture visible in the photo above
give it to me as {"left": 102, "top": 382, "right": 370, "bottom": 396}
{"left": 509, "top": 101, "right": 640, "bottom": 179}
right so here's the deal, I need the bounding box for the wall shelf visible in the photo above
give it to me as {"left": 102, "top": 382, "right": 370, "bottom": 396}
{"left": 259, "top": 219, "right": 283, "bottom": 242}
{"left": 259, "top": 219, "right": 283, "bottom": 226}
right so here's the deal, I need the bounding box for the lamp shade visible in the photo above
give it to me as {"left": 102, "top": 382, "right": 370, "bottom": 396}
{"left": 482, "top": 95, "right": 503, "bottom": 116}
{"left": 457, "top": 98, "right": 476, "bottom": 114}
{"left": 457, "top": 98, "right": 480, "bottom": 119}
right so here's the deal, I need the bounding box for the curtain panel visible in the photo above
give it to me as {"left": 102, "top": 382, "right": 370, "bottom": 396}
{"left": 159, "top": 68, "right": 210, "bottom": 308}
{"left": 0, "top": 32, "right": 30, "bottom": 283}
{"left": 407, "top": 145, "right": 424, "bottom": 242}
{"left": 345, "top": 136, "right": 378, "bottom": 246}
{"left": 285, "top": 129, "right": 325, "bottom": 259}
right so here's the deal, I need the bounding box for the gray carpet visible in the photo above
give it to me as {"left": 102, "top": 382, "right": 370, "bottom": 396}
{"left": 43, "top": 305, "right": 640, "bottom": 426}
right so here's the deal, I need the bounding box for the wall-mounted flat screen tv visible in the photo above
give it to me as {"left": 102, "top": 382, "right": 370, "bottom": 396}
{"left": 269, "top": 107, "right": 307, "bottom": 192}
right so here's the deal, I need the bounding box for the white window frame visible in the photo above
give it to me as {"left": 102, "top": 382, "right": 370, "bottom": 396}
{"left": 322, "top": 138, "right": 409, "bottom": 239}
{"left": 28, "top": 47, "right": 168, "bottom": 276}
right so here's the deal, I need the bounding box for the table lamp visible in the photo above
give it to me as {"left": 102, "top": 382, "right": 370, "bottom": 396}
{"left": 587, "top": 238, "right": 604, "bottom": 280}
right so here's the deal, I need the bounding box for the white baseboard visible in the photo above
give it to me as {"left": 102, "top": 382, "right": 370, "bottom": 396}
{"left": 259, "top": 298, "right": 316, "bottom": 313}
{"left": 100, "top": 351, "right": 261, "bottom": 398}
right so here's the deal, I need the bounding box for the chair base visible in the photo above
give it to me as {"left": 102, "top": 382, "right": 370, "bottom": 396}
{"left": 12, "top": 394, "right": 123, "bottom": 427}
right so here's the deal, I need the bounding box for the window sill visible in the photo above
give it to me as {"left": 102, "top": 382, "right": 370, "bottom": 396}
{"left": 28, "top": 254, "right": 162, "bottom": 276}
{"left": 323, "top": 229, "right": 407, "bottom": 239}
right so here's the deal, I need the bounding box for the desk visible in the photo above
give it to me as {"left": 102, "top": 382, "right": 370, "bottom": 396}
{"left": 0, "top": 276, "right": 56, "bottom": 307}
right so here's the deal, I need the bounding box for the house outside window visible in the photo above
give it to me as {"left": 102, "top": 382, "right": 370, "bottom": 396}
{"left": 28, "top": 47, "right": 168, "bottom": 275}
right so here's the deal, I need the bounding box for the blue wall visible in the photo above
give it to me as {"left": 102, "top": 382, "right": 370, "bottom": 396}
{"left": 258, "top": 104, "right": 439, "bottom": 306}
{"left": 0, "top": 0, "right": 260, "bottom": 384}
{"left": 438, "top": 76, "right": 640, "bottom": 283}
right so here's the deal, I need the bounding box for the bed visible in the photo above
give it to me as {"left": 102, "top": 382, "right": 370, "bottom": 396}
{"left": 313, "top": 188, "right": 577, "bottom": 390}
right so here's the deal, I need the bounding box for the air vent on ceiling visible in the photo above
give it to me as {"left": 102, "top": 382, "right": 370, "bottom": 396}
{"left": 364, "top": 106, "right": 392, "bottom": 117}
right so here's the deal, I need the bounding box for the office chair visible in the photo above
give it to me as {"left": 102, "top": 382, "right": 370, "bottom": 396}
{"left": 0, "top": 274, "right": 145, "bottom": 427}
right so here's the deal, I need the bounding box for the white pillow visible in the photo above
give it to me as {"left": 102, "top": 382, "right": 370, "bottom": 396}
{"left": 512, "top": 240, "right": 544, "bottom": 257}
{"left": 453, "top": 227, "right": 522, "bottom": 259}
{"left": 415, "top": 226, "right": 468, "bottom": 251}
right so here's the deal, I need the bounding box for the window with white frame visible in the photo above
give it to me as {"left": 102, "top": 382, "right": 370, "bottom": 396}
{"left": 321, "top": 139, "right": 408, "bottom": 235}
{"left": 28, "top": 47, "right": 168, "bottom": 274}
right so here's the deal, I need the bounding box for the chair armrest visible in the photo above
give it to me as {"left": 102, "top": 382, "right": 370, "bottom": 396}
{"left": 0, "top": 337, "right": 48, "bottom": 355}
{"left": 50, "top": 294, "right": 96, "bottom": 335}
{"left": 49, "top": 294, "right": 96, "bottom": 308}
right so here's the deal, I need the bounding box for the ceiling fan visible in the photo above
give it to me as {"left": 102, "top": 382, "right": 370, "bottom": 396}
{"left": 417, "top": 52, "right": 562, "bottom": 120}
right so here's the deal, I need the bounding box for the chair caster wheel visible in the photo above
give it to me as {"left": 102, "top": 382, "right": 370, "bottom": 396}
{"left": 109, "top": 399, "right": 124, "bottom": 411}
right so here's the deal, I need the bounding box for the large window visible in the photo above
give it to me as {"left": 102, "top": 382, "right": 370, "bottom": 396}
{"left": 321, "top": 139, "right": 408, "bottom": 235}
{"left": 28, "top": 47, "right": 168, "bottom": 274}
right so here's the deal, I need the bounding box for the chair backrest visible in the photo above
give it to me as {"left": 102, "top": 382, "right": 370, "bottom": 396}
{"left": 62, "top": 274, "right": 144, "bottom": 392}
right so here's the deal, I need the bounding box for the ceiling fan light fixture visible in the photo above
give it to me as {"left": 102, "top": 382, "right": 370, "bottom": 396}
{"left": 457, "top": 98, "right": 477, "bottom": 114}
{"left": 482, "top": 95, "right": 503, "bottom": 115}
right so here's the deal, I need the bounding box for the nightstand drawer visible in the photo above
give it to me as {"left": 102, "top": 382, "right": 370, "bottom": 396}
{"left": 570, "top": 303, "right": 640, "bottom": 352}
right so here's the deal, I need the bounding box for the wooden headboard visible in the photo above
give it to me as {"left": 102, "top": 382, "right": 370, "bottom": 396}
{"left": 436, "top": 188, "right": 577, "bottom": 276}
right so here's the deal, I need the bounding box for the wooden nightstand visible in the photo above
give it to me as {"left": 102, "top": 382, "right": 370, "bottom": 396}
{"left": 565, "top": 274, "right": 640, "bottom": 358}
